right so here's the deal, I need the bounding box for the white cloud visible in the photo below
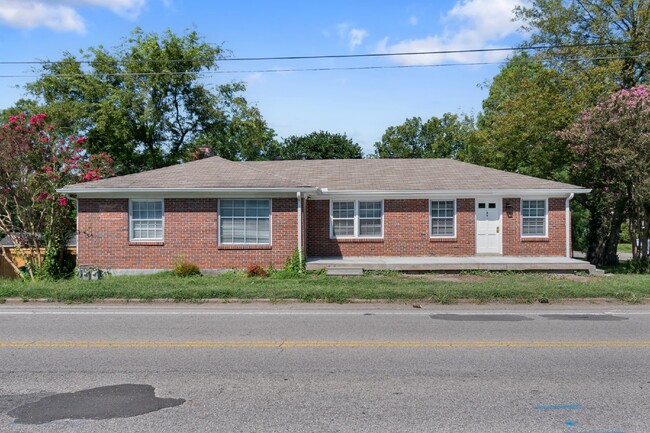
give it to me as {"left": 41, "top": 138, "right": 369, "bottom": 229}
{"left": 0, "top": 0, "right": 147, "bottom": 33}
{"left": 64, "top": 0, "right": 146, "bottom": 18}
{"left": 379, "top": 0, "right": 526, "bottom": 65}
{"left": 347, "top": 28, "right": 368, "bottom": 50}
{"left": 0, "top": 0, "right": 85, "bottom": 33}
{"left": 245, "top": 72, "right": 263, "bottom": 86}
{"left": 336, "top": 22, "right": 369, "bottom": 51}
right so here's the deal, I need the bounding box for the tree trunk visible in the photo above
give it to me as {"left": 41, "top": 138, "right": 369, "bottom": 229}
{"left": 587, "top": 204, "right": 624, "bottom": 266}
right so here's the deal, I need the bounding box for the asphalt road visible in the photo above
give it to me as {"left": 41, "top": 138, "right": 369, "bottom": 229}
{"left": 0, "top": 303, "right": 649, "bottom": 432}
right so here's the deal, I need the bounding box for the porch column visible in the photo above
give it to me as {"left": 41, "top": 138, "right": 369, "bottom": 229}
{"left": 565, "top": 193, "right": 574, "bottom": 258}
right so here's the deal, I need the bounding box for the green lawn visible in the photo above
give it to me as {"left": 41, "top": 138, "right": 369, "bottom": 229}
{"left": 1, "top": 271, "right": 649, "bottom": 304}
{"left": 618, "top": 243, "right": 633, "bottom": 253}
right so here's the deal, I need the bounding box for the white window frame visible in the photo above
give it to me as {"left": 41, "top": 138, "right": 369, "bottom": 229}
{"left": 429, "top": 199, "right": 457, "bottom": 239}
{"left": 218, "top": 199, "right": 272, "bottom": 245}
{"left": 129, "top": 199, "right": 164, "bottom": 242}
{"left": 329, "top": 199, "right": 384, "bottom": 239}
{"left": 521, "top": 198, "right": 548, "bottom": 238}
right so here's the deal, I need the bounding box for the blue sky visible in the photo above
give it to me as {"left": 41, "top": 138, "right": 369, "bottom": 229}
{"left": 0, "top": 0, "right": 527, "bottom": 154}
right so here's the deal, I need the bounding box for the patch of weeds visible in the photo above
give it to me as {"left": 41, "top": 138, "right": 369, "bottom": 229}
{"left": 0, "top": 298, "right": 5, "bottom": 304}
{"left": 324, "top": 292, "right": 350, "bottom": 304}
{"left": 246, "top": 265, "right": 268, "bottom": 278}
{"left": 269, "top": 269, "right": 303, "bottom": 280}
{"left": 431, "top": 294, "right": 457, "bottom": 305}
{"left": 537, "top": 293, "right": 550, "bottom": 304}
{"left": 615, "top": 291, "right": 645, "bottom": 304}
{"left": 459, "top": 269, "right": 490, "bottom": 276}
{"left": 174, "top": 261, "right": 201, "bottom": 278}
{"left": 285, "top": 248, "right": 305, "bottom": 274}
{"left": 310, "top": 268, "right": 327, "bottom": 277}
{"left": 364, "top": 270, "right": 402, "bottom": 277}
{"left": 300, "top": 293, "right": 315, "bottom": 303}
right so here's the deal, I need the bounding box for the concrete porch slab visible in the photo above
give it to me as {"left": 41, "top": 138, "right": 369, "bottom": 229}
{"left": 306, "top": 256, "right": 602, "bottom": 275}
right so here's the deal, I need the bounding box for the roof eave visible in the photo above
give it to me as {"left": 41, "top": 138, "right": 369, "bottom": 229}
{"left": 57, "top": 187, "right": 320, "bottom": 195}
{"left": 315, "top": 188, "right": 591, "bottom": 197}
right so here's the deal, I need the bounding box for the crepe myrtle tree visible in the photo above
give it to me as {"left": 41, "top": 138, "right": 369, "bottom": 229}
{"left": 0, "top": 113, "right": 113, "bottom": 280}
{"left": 558, "top": 86, "right": 650, "bottom": 266}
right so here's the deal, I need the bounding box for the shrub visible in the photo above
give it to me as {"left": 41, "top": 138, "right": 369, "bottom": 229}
{"left": 174, "top": 261, "right": 201, "bottom": 277}
{"left": 246, "top": 265, "right": 268, "bottom": 278}
{"left": 624, "top": 258, "right": 650, "bottom": 274}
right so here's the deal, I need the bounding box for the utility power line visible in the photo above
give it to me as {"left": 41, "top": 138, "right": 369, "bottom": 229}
{"left": 0, "top": 40, "right": 644, "bottom": 66}
{"left": 0, "top": 54, "right": 645, "bottom": 79}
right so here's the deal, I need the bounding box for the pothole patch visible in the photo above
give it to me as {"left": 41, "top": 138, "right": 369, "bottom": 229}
{"left": 7, "top": 384, "right": 185, "bottom": 424}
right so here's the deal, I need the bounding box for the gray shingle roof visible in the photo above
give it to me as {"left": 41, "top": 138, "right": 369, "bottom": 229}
{"left": 60, "top": 156, "right": 311, "bottom": 191}
{"left": 242, "top": 158, "right": 581, "bottom": 191}
{"left": 59, "top": 156, "right": 586, "bottom": 193}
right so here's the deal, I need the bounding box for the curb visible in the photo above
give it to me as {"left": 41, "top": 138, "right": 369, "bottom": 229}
{"left": 1, "top": 297, "right": 647, "bottom": 305}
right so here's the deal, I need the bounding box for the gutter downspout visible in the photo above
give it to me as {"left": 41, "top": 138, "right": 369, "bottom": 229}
{"left": 565, "top": 193, "right": 574, "bottom": 258}
{"left": 67, "top": 195, "right": 79, "bottom": 267}
{"left": 297, "top": 192, "right": 302, "bottom": 261}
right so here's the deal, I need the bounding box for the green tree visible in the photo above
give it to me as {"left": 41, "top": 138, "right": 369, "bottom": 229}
{"left": 515, "top": 0, "right": 650, "bottom": 90}
{"left": 558, "top": 85, "right": 650, "bottom": 265}
{"left": 471, "top": 53, "right": 583, "bottom": 181}
{"left": 273, "top": 131, "right": 363, "bottom": 160}
{"left": 25, "top": 28, "right": 274, "bottom": 173}
{"left": 0, "top": 113, "right": 113, "bottom": 280}
{"left": 374, "top": 113, "right": 474, "bottom": 159}
{"left": 511, "top": 0, "right": 650, "bottom": 259}
{"left": 192, "top": 99, "right": 277, "bottom": 162}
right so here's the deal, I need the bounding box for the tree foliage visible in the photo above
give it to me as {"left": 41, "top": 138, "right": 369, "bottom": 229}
{"left": 374, "top": 113, "right": 474, "bottom": 159}
{"left": 559, "top": 85, "right": 650, "bottom": 265}
{"left": 25, "top": 28, "right": 274, "bottom": 173}
{"left": 471, "top": 53, "right": 584, "bottom": 181}
{"left": 273, "top": 131, "right": 363, "bottom": 160}
{"left": 0, "top": 113, "right": 113, "bottom": 279}
{"left": 515, "top": 0, "right": 650, "bottom": 90}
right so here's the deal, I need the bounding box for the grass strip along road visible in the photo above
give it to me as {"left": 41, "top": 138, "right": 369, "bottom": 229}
{"left": 1, "top": 271, "right": 649, "bottom": 303}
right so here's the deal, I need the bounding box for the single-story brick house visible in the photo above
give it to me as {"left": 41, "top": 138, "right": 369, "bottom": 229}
{"left": 58, "top": 157, "right": 589, "bottom": 274}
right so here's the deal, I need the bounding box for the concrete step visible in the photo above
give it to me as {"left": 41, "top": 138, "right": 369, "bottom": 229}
{"left": 326, "top": 267, "right": 364, "bottom": 276}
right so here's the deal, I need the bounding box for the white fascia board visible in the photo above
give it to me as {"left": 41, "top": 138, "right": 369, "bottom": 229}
{"left": 59, "top": 187, "right": 319, "bottom": 198}
{"left": 311, "top": 188, "right": 590, "bottom": 199}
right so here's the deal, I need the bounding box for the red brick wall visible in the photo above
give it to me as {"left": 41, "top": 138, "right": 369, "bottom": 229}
{"left": 307, "top": 197, "right": 569, "bottom": 257}
{"left": 78, "top": 196, "right": 570, "bottom": 269}
{"left": 306, "top": 199, "right": 475, "bottom": 257}
{"left": 77, "top": 198, "right": 298, "bottom": 270}
{"left": 502, "top": 197, "right": 567, "bottom": 256}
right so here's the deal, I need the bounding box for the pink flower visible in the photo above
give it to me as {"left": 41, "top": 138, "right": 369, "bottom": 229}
{"left": 59, "top": 196, "right": 68, "bottom": 206}
{"left": 76, "top": 137, "right": 87, "bottom": 144}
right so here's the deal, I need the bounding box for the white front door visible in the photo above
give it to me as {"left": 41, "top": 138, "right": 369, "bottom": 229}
{"left": 476, "top": 198, "right": 502, "bottom": 254}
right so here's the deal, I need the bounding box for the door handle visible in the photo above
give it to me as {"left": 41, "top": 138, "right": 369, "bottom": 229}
{"left": 496, "top": 226, "right": 499, "bottom": 233}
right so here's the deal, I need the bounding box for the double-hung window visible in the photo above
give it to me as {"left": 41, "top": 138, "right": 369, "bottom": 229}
{"left": 521, "top": 199, "right": 547, "bottom": 236}
{"left": 331, "top": 200, "right": 383, "bottom": 238}
{"left": 430, "top": 200, "right": 456, "bottom": 237}
{"left": 219, "top": 199, "right": 271, "bottom": 245}
{"left": 129, "top": 199, "right": 164, "bottom": 241}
